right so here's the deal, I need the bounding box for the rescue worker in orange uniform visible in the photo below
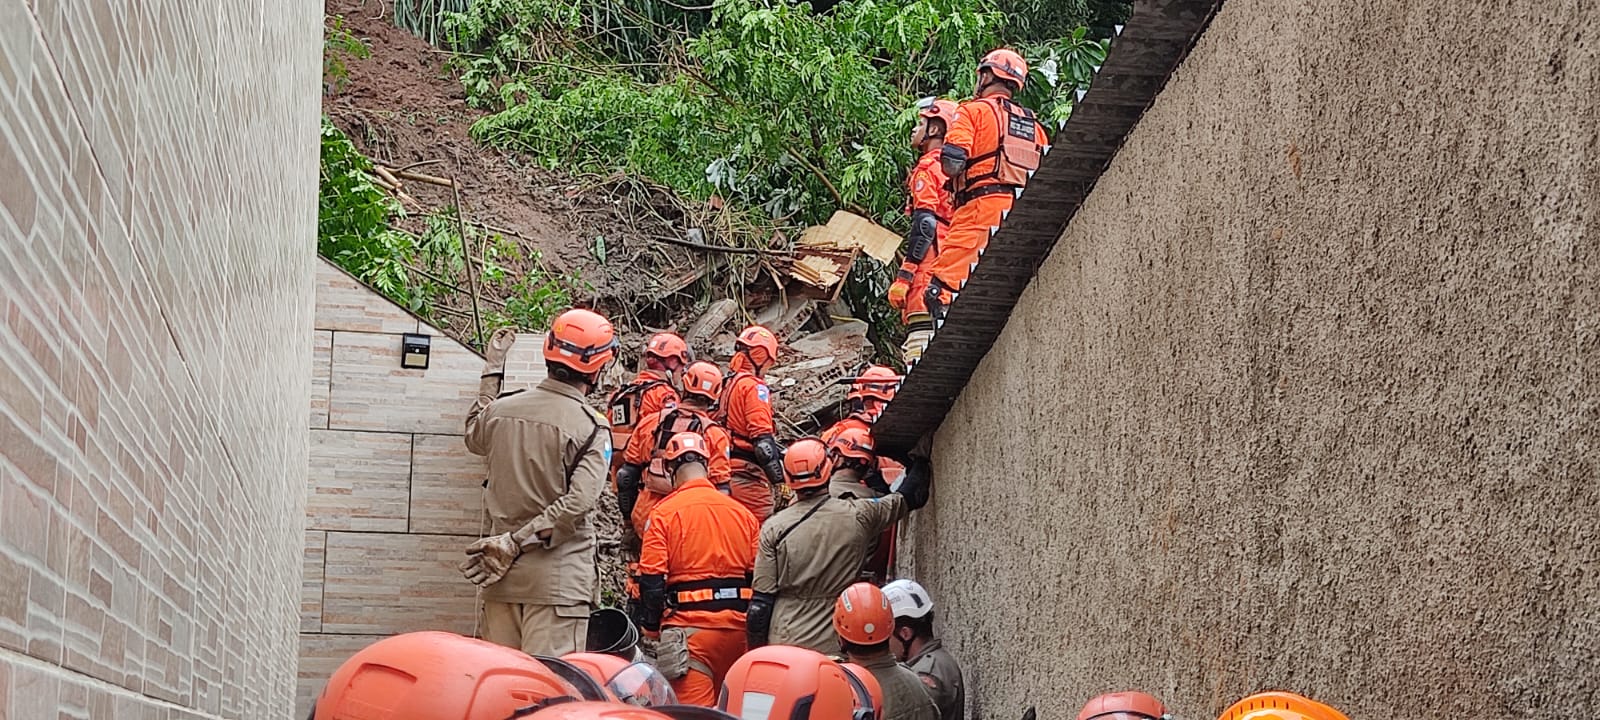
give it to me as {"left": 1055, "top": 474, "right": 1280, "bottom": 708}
{"left": 635, "top": 432, "right": 761, "bottom": 706}
{"left": 463, "top": 311, "right": 616, "bottom": 656}
{"left": 1077, "top": 692, "right": 1170, "bottom": 720}
{"left": 834, "top": 583, "right": 938, "bottom": 720}
{"left": 616, "top": 361, "right": 732, "bottom": 536}
{"left": 719, "top": 645, "right": 871, "bottom": 720}
{"left": 747, "top": 439, "right": 931, "bottom": 654}
{"left": 717, "top": 325, "right": 787, "bottom": 521}
{"left": 887, "top": 99, "right": 958, "bottom": 365}
{"left": 822, "top": 365, "right": 901, "bottom": 447}
{"left": 926, "top": 49, "right": 1049, "bottom": 324}
{"left": 1216, "top": 692, "right": 1348, "bottom": 720}
{"left": 608, "top": 333, "right": 689, "bottom": 476}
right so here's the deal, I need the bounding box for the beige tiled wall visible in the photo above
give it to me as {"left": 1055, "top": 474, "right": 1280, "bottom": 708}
{"left": 297, "top": 260, "right": 547, "bottom": 715}
{"left": 0, "top": 1, "right": 320, "bottom": 718}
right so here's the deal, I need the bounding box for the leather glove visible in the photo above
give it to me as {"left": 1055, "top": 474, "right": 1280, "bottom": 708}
{"left": 887, "top": 278, "right": 909, "bottom": 309}
{"left": 896, "top": 458, "right": 932, "bottom": 511}
{"left": 483, "top": 327, "right": 518, "bottom": 374}
{"left": 460, "top": 532, "right": 521, "bottom": 587}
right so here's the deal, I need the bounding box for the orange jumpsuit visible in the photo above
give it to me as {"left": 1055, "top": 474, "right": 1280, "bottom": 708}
{"left": 622, "top": 406, "right": 731, "bottom": 535}
{"left": 717, "top": 372, "right": 780, "bottom": 521}
{"left": 638, "top": 476, "right": 760, "bottom": 706}
{"left": 895, "top": 148, "right": 953, "bottom": 321}
{"left": 607, "top": 369, "right": 679, "bottom": 479}
{"left": 927, "top": 96, "right": 1047, "bottom": 309}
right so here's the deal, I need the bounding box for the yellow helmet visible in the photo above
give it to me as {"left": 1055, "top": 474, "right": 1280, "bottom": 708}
{"left": 1218, "top": 692, "right": 1347, "bottom": 720}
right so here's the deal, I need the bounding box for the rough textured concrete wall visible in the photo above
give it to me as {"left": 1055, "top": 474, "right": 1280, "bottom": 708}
{"left": 296, "top": 260, "right": 550, "bottom": 716}
{"left": 904, "top": 1, "right": 1599, "bottom": 718}
{"left": 0, "top": 0, "right": 319, "bottom": 717}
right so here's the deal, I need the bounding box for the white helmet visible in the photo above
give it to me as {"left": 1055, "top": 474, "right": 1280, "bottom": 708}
{"left": 882, "top": 579, "right": 934, "bottom": 620}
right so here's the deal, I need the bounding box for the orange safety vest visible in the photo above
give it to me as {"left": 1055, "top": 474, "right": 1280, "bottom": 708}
{"left": 957, "top": 96, "right": 1047, "bottom": 200}
{"left": 607, "top": 373, "right": 674, "bottom": 453}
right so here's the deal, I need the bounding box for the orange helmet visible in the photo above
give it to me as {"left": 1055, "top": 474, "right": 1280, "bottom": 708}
{"left": 1077, "top": 691, "right": 1170, "bottom": 720}
{"left": 663, "top": 432, "right": 709, "bottom": 464}
{"left": 719, "top": 646, "right": 858, "bottom": 720}
{"left": 978, "top": 48, "right": 1029, "bottom": 89}
{"left": 783, "top": 437, "right": 830, "bottom": 491}
{"left": 680, "top": 361, "right": 724, "bottom": 403}
{"left": 734, "top": 325, "right": 779, "bottom": 371}
{"left": 826, "top": 426, "right": 875, "bottom": 465}
{"left": 312, "top": 631, "right": 581, "bottom": 720}
{"left": 644, "top": 333, "right": 690, "bottom": 367}
{"left": 834, "top": 582, "right": 893, "bottom": 646}
{"left": 1218, "top": 692, "right": 1348, "bottom": 720}
{"left": 841, "top": 662, "right": 883, "bottom": 720}
{"left": 559, "top": 653, "right": 677, "bottom": 708}
{"left": 916, "top": 98, "right": 960, "bottom": 122}
{"left": 848, "top": 365, "right": 900, "bottom": 403}
{"left": 545, "top": 309, "right": 619, "bottom": 375}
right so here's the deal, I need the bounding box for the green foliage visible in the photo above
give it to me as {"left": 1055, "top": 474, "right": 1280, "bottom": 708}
{"left": 324, "top": 16, "right": 372, "bottom": 95}
{"left": 395, "top": 0, "right": 473, "bottom": 46}
{"left": 439, "top": 0, "right": 1123, "bottom": 357}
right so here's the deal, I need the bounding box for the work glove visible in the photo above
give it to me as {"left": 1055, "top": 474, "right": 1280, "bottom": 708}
{"left": 773, "top": 482, "right": 796, "bottom": 511}
{"left": 896, "top": 458, "right": 932, "bottom": 511}
{"left": 887, "top": 278, "right": 909, "bottom": 309}
{"left": 460, "top": 532, "right": 521, "bottom": 587}
{"left": 483, "top": 327, "right": 518, "bottom": 374}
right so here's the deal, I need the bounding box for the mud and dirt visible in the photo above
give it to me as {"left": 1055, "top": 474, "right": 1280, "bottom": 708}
{"left": 901, "top": 1, "right": 1599, "bottom": 718}
{"left": 323, "top": 0, "right": 711, "bottom": 337}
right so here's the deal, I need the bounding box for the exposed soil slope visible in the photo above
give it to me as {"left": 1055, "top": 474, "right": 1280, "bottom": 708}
{"left": 323, "top": 0, "right": 706, "bottom": 339}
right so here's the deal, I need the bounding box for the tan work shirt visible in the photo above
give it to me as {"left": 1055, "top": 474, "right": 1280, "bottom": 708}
{"left": 859, "top": 652, "right": 939, "bottom": 720}
{"left": 908, "top": 638, "right": 965, "bottom": 720}
{"left": 466, "top": 378, "right": 609, "bottom": 606}
{"left": 829, "top": 468, "right": 884, "bottom": 500}
{"left": 752, "top": 492, "right": 907, "bottom": 653}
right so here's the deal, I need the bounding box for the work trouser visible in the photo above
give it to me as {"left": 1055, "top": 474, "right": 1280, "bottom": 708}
{"left": 656, "top": 625, "right": 747, "bottom": 706}
{"left": 728, "top": 460, "right": 774, "bottom": 521}
{"left": 901, "top": 311, "right": 934, "bottom": 367}
{"left": 482, "top": 601, "right": 589, "bottom": 656}
{"left": 924, "top": 192, "right": 1015, "bottom": 320}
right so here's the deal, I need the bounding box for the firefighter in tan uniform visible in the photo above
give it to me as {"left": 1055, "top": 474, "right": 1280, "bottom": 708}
{"left": 746, "top": 438, "right": 930, "bottom": 655}
{"left": 834, "top": 583, "right": 939, "bottom": 720}
{"left": 461, "top": 310, "right": 619, "bottom": 656}
{"left": 883, "top": 579, "right": 965, "bottom": 720}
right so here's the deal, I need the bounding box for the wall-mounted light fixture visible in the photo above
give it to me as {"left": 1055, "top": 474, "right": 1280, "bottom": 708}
{"left": 401, "top": 333, "right": 431, "bottom": 370}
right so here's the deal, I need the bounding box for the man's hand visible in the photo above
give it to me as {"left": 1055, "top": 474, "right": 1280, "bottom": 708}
{"left": 773, "top": 483, "right": 796, "bottom": 511}
{"left": 460, "top": 532, "right": 521, "bottom": 587}
{"left": 483, "top": 327, "right": 518, "bottom": 374}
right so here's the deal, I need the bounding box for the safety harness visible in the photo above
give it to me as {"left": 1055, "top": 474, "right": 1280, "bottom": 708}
{"left": 607, "top": 377, "right": 669, "bottom": 435}
{"left": 667, "top": 576, "right": 754, "bottom": 613}
{"left": 643, "top": 408, "right": 708, "bottom": 492}
{"left": 955, "top": 96, "right": 1044, "bottom": 205}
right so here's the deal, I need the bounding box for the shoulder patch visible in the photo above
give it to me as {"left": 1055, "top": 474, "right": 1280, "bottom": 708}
{"left": 914, "top": 178, "right": 925, "bottom": 192}
{"left": 756, "top": 383, "right": 770, "bottom": 402}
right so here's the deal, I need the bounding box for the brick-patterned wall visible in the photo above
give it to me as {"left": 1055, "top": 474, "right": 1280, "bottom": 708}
{"left": 0, "top": 1, "right": 320, "bottom": 718}
{"left": 297, "top": 261, "right": 547, "bottom": 716}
